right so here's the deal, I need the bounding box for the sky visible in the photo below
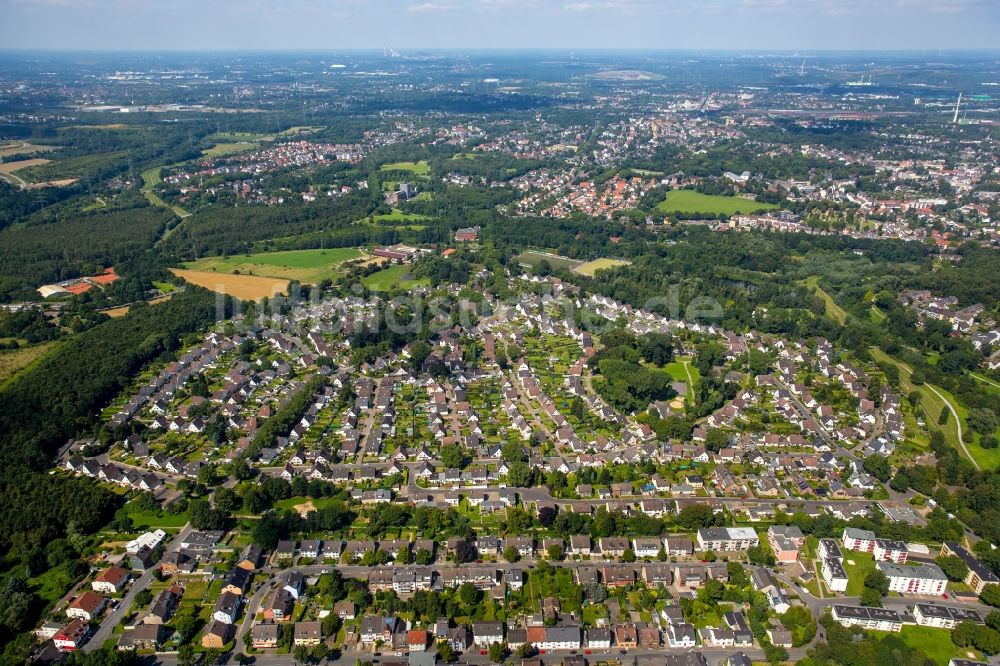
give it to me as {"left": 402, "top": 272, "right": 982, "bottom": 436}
{"left": 0, "top": 0, "right": 998, "bottom": 51}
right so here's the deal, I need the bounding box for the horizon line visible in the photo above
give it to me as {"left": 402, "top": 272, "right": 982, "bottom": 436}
{"left": 3, "top": 47, "right": 1000, "bottom": 54}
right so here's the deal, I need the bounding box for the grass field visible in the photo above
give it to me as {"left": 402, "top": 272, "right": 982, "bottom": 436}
{"left": 202, "top": 141, "right": 260, "bottom": 158}
{"left": 124, "top": 503, "right": 190, "bottom": 529}
{"left": 871, "top": 625, "right": 978, "bottom": 665}
{"left": 868, "top": 348, "right": 997, "bottom": 469}
{"left": 665, "top": 359, "right": 700, "bottom": 386}
{"left": 183, "top": 248, "right": 363, "bottom": 283}
{"left": 656, "top": 190, "right": 778, "bottom": 216}
{"left": 841, "top": 551, "right": 876, "bottom": 596}
{"left": 380, "top": 160, "right": 429, "bottom": 176}
{"left": 0, "top": 341, "right": 57, "bottom": 385}
{"left": 804, "top": 276, "right": 848, "bottom": 325}
{"left": 206, "top": 131, "right": 276, "bottom": 143}
{"left": 573, "top": 258, "right": 630, "bottom": 277}
{"left": 515, "top": 250, "right": 584, "bottom": 272}
{"left": 361, "top": 264, "right": 430, "bottom": 292}
{"left": 141, "top": 166, "right": 190, "bottom": 218}
{"left": 170, "top": 268, "right": 289, "bottom": 300}
{"left": 372, "top": 209, "right": 430, "bottom": 223}
{"left": 0, "top": 158, "right": 50, "bottom": 173}
{"left": 0, "top": 142, "right": 56, "bottom": 159}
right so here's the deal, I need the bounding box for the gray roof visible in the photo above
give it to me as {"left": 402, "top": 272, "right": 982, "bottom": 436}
{"left": 876, "top": 561, "right": 947, "bottom": 580}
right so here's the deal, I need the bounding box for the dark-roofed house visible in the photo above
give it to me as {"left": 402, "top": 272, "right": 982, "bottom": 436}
{"left": 222, "top": 567, "right": 252, "bottom": 596}
{"left": 202, "top": 620, "right": 235, "bottom": 649}
{"left": 237, "top": 544, "right": 263, "bottom": 571}
{"left": 252, "top": 622, "right": 281, "bottom": 649}
{"left": 473, "top": 621, "right": 504, "bottom": 647}
{"left": 294, "top": 621, "right": 322, "bottom": 646}
{"left": 119, "top": 624, "right": 164, "bottom": 651}
{"left": 213, "top": 591, "right": 242, "bottom": 625}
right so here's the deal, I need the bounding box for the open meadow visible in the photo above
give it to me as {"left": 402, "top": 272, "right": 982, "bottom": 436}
{"left": 380, "top": 160, "right": 430, "bottom": 176}
{"left": 573, "top": 258, "right": 630, "bottom": 276}
{"left": 657, "top": 190, "right": 779, "bottom": 216}
{"left": 361, "top": 264, "right": 430, "bottom": 291}
{"left": 201, "top": 141, "right": 261, "bottom": 158}
{"left": 182, "top": 247, "right": 363, "bottom": 283}
{"left": 0, "top": 158, "right": 51, "bottom": 173}
{"left": 0, "top": 142, "right": 56, "bottom": 160}
{"left": 0, "top": 342, "right": 57, "bottom": 386}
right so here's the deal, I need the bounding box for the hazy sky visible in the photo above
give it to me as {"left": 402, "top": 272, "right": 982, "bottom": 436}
{"left": 1, "top": 0, "right": 998, "bottom": 51}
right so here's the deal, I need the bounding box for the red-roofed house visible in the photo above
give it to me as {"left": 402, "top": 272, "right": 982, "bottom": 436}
{"left": 67, "top": 592, "right": 106, "bottom": 622}
{"left": 91, "top": 566, "right": 128, "bottom": 595}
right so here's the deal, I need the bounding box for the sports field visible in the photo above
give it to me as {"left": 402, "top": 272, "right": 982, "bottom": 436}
{"left": 380, "top": 160, "right": 429, "bottom": 176}
{"left": 361, "top": 264, "right": 430, "bottom": 291}
{"left": 573, "top": 258, "right": 630, "bottom": 276}
{"left": 170, "top": 268, "right": 289, "bottom": 300}
{"left": 657, "top": 190, "right": 778, "bottom": 216}
{"left": 515, "top": 250, "right": 584, "bottom": 272}
{"left": 183, "top": 248, "right": 363, "bottom": 284}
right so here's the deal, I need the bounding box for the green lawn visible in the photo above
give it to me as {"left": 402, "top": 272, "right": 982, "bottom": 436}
{"left": 361, "top": 264, "right": 430, "bottom": 292}
{"left": 380, "top": 160, "right": 429, "bottom": 176}
{"left": 206, "top": 131, "right": 276, "bottom": 143}
{"left": 871, "top": 625, "right": 979, "bottom": 666}
{"left": 124, "top": 503, "right": 190, "bottom": 529}
{"left": 373, "top": 209, "right": 430, "bottom": 223}
{"left": 141, "top": 165, "right": 190, "bottom": 218}
{"left": 183, "top": 248, "right": 363, "bottom": 284}
{"left": 573, "top": 258, "right": 630, "bottom": 277}
{"left": 656, "top": 190, "right": 778, "bottom": 216}
{"left": 841, "top": 551, "right": 876, "bottom": 596}
{"left": 152, "top": 281, "right": 178, "bottom": 293}
{"left": 664, "top": 359, "right": 700, "bottom": 384}
{"left": 140, "top": 166, "right": 163, "bottom": 188}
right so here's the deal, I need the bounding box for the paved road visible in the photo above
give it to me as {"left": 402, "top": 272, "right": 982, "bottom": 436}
{"left": 84, "top": 523, "right": 195, "bottom": 652}
{"left": 235, "top": 574, "right": 278, "bottom": 652}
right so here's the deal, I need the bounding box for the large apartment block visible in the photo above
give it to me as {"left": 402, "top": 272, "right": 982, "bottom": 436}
{"left": 831, "top": 606, "right": 903, "bottom": 632}
{"left": 822, "top": 557, "right": 848, "bottom": 593}
{"left": 841, "top": 527, "right": 876, "bottom": 553}
{"left": 696, "top": 527, "right": 759, "bottom": 552}
{"left": 941, "top": 542, "right": 1000, "bottom": 595}
{"left": 913, "top": 604, "right": 982, "bottom": 629}
{"left": 873, "top": 539, "right": 908, "bottom": 564}
{"left": 876, "top": 562, "right": 948, "bottom": 596}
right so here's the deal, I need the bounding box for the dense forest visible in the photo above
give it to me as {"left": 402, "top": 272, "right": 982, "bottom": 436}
{"left": 0, "top": 198, "right": 172, "bottom": 300}
{"left": 158, "top": 190, "right": 379, "bottom": 259}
